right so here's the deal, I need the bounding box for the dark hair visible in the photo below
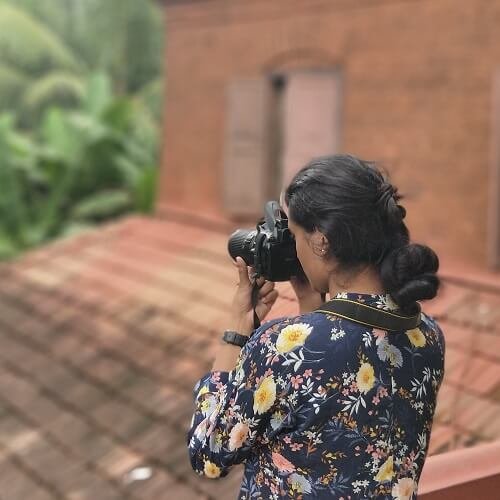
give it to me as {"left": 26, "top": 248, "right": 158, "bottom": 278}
{"left": 284, "top": 154, "right": 440, "bottom": 315}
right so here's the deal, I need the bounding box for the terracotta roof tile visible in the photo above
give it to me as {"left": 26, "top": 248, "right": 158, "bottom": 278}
{"left": 0, "top": 212, "right": 498, "bottom": 497}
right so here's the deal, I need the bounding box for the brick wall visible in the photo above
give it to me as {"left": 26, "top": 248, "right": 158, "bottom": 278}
{"left": 158, "top": 0, "right": 500, "bottom": 268}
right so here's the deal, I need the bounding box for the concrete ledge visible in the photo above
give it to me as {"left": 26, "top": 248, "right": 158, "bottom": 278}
{"left": 419, "top": 439, "right": 500, "bottom": 499}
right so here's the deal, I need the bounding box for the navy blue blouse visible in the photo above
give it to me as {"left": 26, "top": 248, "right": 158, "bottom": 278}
{"left": 187, "top": 292, "right": 445, "bottom": 499}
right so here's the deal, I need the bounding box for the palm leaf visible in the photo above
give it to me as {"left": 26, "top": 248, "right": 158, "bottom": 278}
{"left": 71, "top": 190, "right": 131, "bottom": 221}
{"left": 4, "top": 119, "right": 46, "bottom": 184}
{"left": 35, "top": 162, "right": 81, "bottom": 239}
{"left": 0, "top": 113, "right": 30, "bottom": 239}
{"left": 0, "top": 63, "right": 29, "bottom": 109}
{"left": 128, "top": 96, "right": 160, "bottom": 158}
{"left": 59, "top": 221, "right": 94, "bottom": 239}
{"left": 0, "top": 4, "right": 81, "bottom": 73}
{"left": 22, "top": 71, "right": 86, "bottom": 113}
{"left": 136, "top": 76, "right": 164, "bottom": 124}
{"left": 133, "top": 165, "right": 157, "bottom": 214}
{"left": 40, "top": 108, "right": 84, "bottom": 163}
{"left": 83, "top": 72, "right": 112, "bottom": 117}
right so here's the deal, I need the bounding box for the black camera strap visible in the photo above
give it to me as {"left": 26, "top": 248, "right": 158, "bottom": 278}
{"left": 314, "top": 298, "right": 422, "bottom": 331}
{"left": 251, "top": 280, "right": 262, "bottom": 329}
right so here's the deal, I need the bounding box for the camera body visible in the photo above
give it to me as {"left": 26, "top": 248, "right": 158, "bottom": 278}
{"left": 227, "top": 200, "right": 302, "bottom": 282}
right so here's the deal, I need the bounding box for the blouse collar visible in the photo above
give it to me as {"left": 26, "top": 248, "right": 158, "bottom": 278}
{"left": 330, "top": 291, "right": 401, "bottom": 312}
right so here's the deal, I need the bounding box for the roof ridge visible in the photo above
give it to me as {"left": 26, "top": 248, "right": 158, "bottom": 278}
{"left": 156, "top": 202, "right": 240, "bottom": 234}
{"left": 440, "top": 271, "right": 500, "bottom": 296}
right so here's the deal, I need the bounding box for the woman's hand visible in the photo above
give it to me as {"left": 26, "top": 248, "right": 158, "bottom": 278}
{"left": 230, "top": 257, "right": 279, "bottom": 335}
{"left": 290, "top": 268, "right": 325, "bottom": 314}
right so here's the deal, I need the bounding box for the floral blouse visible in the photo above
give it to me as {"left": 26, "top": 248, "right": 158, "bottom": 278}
{"left": 186, "top": 292, "right": 445, "bottom": 499}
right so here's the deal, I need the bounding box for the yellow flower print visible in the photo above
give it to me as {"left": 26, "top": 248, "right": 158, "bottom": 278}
{"left": 253, "top": 375, "right": 276, "bottom": 414}
{"left": 406, "top": 328, "right": 426, "bottom": 347}
{"left": 356, "top": 362, "right": 375, "bottom": 394}
{"left": 198, "top": 385, "right": 209, "bottom": 397}
{"left": 276, "top": 323, "right": 313, "bottom": 353}
{"left": 375, "top": 455, "right": 394, "bottom": 482}
{"left": 203, "top": 460, "right": 221, "bottom": 478}
{"left": 196, "top": 385, "right": 209, "bottom": 404}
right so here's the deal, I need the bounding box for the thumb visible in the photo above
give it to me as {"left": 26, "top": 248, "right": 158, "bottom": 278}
{"left": 234, "top": 257, "right": 251, "bottom": 287}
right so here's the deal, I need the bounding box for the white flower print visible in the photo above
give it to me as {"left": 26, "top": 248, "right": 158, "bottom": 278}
{"left": 341, "top": 393, "right": 367, "bottom": 416}
{"left": 282, "top": 349, "right": 306, "bottom": 371}
{"left": 331, "top": 327, "right": 346, "bottom": 341}
{"left": 270, "top": 411, "right": 286, "bottom": 430}
{"left": 374, "top": 293, "right": 399, "bottom": 311}
{"left": 362, "top": 331, "right": 373, "bottom": 347}
{"left": 377, "top": 338, "right": 403, "bottom": 368}
{"left": 186, "top": 296, "right": 445, "bottom": 498}
{"left": 288, "top": 473, "right": 312, "bottom": 494}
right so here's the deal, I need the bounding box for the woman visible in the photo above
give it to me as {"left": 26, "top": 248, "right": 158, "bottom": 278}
{"left": 186, "top": 154, "right": 445, "bottom": 499}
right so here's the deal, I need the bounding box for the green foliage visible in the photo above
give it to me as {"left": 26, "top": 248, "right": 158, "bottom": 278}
{"left": 0, "top": 73, "right": 159, "bottom": 260}
{"left": 0, "top": 1, "right": 165, "bottom": 260}
{"left": 0, "top": 0, "right": 164, "bottom": 122}
{"left": 22, "top": 71, "right": 86, "bottom": 118}
{"left": 0, "top": 63, "right": 29, "bottom": 109}
{"left": 0, "top": 3, "right": 80, "bottom": 74}
{"left": 72, "top": 190, "right": 132, "bottom": 221}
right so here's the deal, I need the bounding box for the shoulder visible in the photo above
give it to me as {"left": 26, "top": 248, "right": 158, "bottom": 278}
{"left": 419, "top": 310, "right": 446, "bottom": 352}
{"left": 251, "top": 312, "right": 331, "bottom": 339}
{"left": 419, "top": 310, "right": 445, "bottom": 337}
{"left": 244, "top": 312, "right": 358, "bottom": 358}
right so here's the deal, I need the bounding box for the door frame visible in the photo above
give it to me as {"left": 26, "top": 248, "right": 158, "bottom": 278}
{"left": 489, "top": 70, "right": 500, "bottom": 269}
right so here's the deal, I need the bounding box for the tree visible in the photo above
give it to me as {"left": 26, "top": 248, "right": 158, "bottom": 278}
{"left": 0, "top": 0, "right": 164, "bottom": 126}
{"left": 0, "top": 0, "right": 165, "bottom": 259}
{"left": 0, "top": 73, "right": 158, "bottom": 260}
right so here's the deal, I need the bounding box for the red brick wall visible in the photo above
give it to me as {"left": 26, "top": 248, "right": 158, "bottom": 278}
{"left": 158, "top": 0, "right": 500, "bottom": 268}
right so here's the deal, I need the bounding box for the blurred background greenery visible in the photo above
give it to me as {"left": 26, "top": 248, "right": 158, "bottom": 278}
{"left": 0, "top": 0, "right": 164, "bottom": 259}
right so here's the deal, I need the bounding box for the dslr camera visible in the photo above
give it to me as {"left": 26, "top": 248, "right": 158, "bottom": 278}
{"left": 227, "top": 200, "right": 305, "bottom": 282}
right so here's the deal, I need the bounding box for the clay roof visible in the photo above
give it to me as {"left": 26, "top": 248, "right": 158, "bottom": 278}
{"left": 0, "top": 212, "right": 499, "bottom": 498}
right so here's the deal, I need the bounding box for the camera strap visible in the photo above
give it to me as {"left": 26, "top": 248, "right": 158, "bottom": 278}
{"left": 251, "top": 280, "right": 262, "bottom": 329}
{"left": 314, "top": 298, "right": 422, "bottom": 331}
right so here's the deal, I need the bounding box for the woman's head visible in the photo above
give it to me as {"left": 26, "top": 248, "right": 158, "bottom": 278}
{"left": 280, "top": 154, "right": 440, "bottom": 315}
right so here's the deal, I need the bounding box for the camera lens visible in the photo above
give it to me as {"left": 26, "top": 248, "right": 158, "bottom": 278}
{"left": 228, "top": 229, "right": 256, "bottom": 266}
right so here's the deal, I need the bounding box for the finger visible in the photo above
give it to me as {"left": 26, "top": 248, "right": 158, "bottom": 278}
{"left": 258, "top": 281, "right": 275, "bottom": 297}
{"left": 262, "top": 289, "right": 279, "bottom": 304}
{"left": 247, "top": 266, "right": 259, "bottom": 282}
{"left": 256, "top": 291, "right": 278, "bottom": 319}
{"left": 256, "top": 276, "right": 266, "bottom": 286}
{"left": 235, "top": 257, "right": 251, "bottom": 286}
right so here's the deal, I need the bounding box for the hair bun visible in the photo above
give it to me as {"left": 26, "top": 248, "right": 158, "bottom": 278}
{"left": 380, "top": 243, "right": 440, "bottom": 314}
{"left": 377, "top": 183, "right": 406, "bottom": 225}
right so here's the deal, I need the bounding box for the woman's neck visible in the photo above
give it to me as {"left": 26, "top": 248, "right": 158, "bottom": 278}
{"left": 327, "top": 265, "right": 385, "bottom": 298}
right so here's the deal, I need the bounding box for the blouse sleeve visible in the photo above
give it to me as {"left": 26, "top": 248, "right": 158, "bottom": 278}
{"left": 186, "top": 316, "right": 292, "bottom": 479}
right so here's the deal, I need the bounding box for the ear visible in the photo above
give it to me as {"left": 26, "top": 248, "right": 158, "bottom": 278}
{"left": 310, "top": 230, "right": 329, "bottom": 256}
{"left": 279, "top": 191, "right": 285, "bottom": 206}
{"left": 279, "top": 191, "right": 288, "bottom": 216}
